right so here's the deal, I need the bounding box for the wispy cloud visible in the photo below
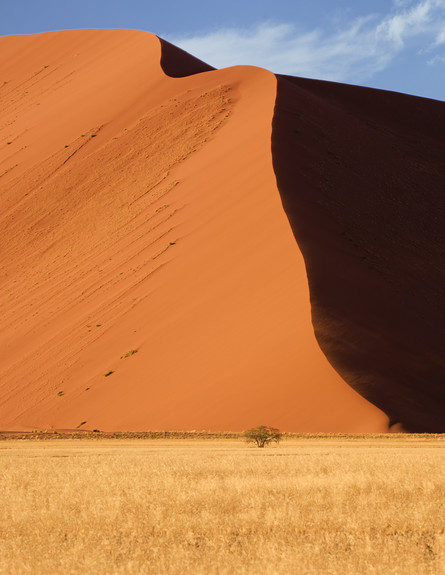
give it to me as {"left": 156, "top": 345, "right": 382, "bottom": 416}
{"left": 167, "top": 0, "right": 445, "bottom": 82}
{"left": 436, "top": 23, "right": 445, "bottom": 43}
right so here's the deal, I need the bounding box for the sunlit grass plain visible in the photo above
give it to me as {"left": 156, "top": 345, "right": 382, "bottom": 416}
{"left": 1, "top": 435, "right": 445, "bottom": 574}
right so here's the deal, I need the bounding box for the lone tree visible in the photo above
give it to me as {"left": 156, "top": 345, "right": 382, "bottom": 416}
{"left": 242, "top": 425, "right": 282, "bottom": 448}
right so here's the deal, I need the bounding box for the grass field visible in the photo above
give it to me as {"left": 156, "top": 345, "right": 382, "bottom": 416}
{"left": 1, "top": 435, "right": 445, "bottom": 574}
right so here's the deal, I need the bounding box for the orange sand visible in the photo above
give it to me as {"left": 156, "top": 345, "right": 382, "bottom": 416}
{"left": 0, "top": 30, "right": 390, "bottom": 432}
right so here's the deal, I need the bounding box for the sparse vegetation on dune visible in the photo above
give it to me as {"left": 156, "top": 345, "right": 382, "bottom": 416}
{"left": 120, "top": 349, "right": 138, "bottom": 359}
{"left": 1, "top": 436, "right": 445, "bottom": 574}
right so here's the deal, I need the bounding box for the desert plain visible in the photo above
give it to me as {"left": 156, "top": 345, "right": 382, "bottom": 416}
{"left": 1, "top": 434, "right": 445, "bottom": 574}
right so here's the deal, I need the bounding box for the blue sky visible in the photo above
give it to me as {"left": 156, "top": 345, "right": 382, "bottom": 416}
{"left": 2, "top": 0, "right": 445, "bottom": 101}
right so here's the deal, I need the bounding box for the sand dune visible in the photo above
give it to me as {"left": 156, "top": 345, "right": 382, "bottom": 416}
{"left": 0, "top": 29, "right": 441, "bottom": 432}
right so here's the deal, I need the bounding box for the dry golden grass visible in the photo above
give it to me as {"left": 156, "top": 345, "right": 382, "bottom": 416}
{"left": 1, "top": 435, "right": 445, "bottom": 574}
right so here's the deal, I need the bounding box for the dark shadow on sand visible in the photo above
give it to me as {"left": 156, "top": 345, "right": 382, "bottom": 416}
{"left": 158, "top": 37, "right": 215, "bottom": 78}
{"left": 271, "top": 74, "right": 445, "bottom": 432}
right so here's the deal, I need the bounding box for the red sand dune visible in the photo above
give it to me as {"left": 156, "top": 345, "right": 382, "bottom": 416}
{"left": 0, "top": 30, "right": 442, "bottom": 432}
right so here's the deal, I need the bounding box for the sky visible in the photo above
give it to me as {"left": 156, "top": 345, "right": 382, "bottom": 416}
{"left": 2, "top": 0, "right": 445, "bottom": 101}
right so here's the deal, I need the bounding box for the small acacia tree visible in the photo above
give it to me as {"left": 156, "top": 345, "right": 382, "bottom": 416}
{"left": 242, "top": 425, "right": 282, "bottom": 448}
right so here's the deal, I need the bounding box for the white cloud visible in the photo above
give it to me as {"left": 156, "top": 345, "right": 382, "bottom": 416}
{"left": 167, "top": 1, "right": 445, "bottom": 83}
{"left": 377, "top": 1, "right": 434, "bottom": 47}
{"left": 436, "top": 24, "right": 445, "bottom": 43}
{"left": 428, "top": 53, "right": 445, "bottom": 63}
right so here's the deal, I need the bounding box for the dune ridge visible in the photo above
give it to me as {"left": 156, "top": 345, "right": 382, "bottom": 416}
{"left": 1, "top": 29, "right": 438, "bottom": 433}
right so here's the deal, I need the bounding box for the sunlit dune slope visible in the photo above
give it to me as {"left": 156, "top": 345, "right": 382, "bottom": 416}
{"left": 0, "top": 30, "right": 389, "bottom": 432}
{"left": 273, "top": 76, "right": 445, "bottom": 432}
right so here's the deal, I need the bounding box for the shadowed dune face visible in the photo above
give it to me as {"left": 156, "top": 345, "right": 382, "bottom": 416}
{"left": 272, "top": 75, "right": 445, "bottom": 432}
{"left": 0, "top": 29, "right": 390, "bottom": 432}
{"left": 158, "top": 38, "right": 215, "bottom": 77}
